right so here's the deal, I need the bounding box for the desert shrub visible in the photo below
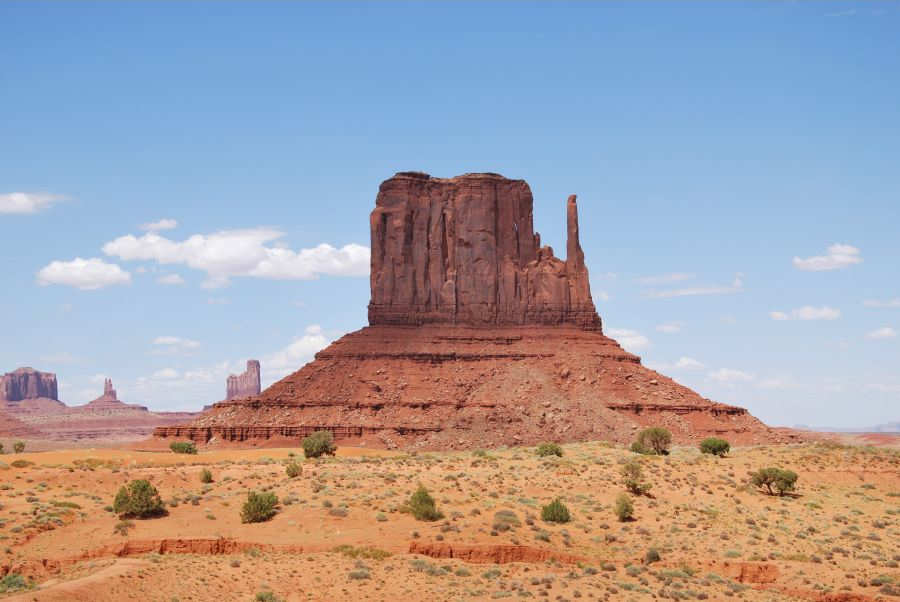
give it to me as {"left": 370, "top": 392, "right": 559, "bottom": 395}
{"left": 634, "top": 428, "right": 672, "bottom": 455}
{"left": 700, "top": 438, "right": 730, "bottom": 457}
{"left": 255, "top": 592, "right": 283, "bottom": 602}
{"left": 241, "top": 491, "right": 279, "bottom": 523}
{"left": 536, "top": 442, "right": 563, "bottom": 458}
{"left": 493, "top": 509, "right": 521, "bottom": 531}
{"left": 200, "top": 469, "right": 213, "bottom": 483}
{"left": 630, "top": 441, "right": 652, "bottom": 455}
{"left": 302, "top": 430, "right": 337, "bottom": 459}
{"left": 113, "top": 520, "right": 135, "bottom": 536}
{"left": 13, "top": 441, "right": 25, "bottom": 454}
{"left": 169, "top": 441, "right": 197, "bottom": 454}
{"left": 404, "top": 484, "right": 443, "bottom": 521}
{"left": 0, "top": 573, "right": 33, "bottom": 593}
{"left": 750, "top": 468, "right": 798, "bottom": 496}
{"left": 621, "top": 459, "right": 652, "bottom": 495}
{"left": 541, "top": 498, "right": 571, "bottom": 523}
{"left": 112, "top": 480, "right": 165, "bottom": 518}
{"left": 644, "top": 548, "right": 661, "bottom": 564}
{"left": 0, "top": 443, "right": 4, "bottom": 454}
{"left": 10, "top": 459, "right": 32, "bottom": 468}
{"left": 285, "top": 461, "right": 302, "bottom": 478}
{"left": 614, "top": 493, "right": 634, "bottom": 521}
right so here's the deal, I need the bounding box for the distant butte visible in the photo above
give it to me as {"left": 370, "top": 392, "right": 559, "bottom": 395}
{"left": 156, "top": 172, "right": 798, "bottom": 450}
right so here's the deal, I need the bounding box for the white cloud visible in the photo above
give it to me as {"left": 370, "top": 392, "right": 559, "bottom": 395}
{"left": 596, "top": 291, "right": 610, "bottom": 302}
{"left": 638, "top": 272, "right": 694, "bottom": 285}
{"left": 140, "top": 218, "right": 177, "bottom": 232}
{"left": 151, "top": 368, "right": 179, "bottom": 380}
{"left": 864, "top": 298, "right": 900, "bottom": 308}
{"left": 645, "top": 273, "right": 743, "bottom": 299}
{"left": 157, "top": 274, "right": 185, "bottom": 285}
{"left": 263, "top": 325, "right": 330, "bottom": 380}
{"left": 152, "top": 336, "right": 200, "bottom": 349}
{"left": 707, "top": 368, "right": 754, "bottom": 383}
{"left": 866, "top": 383, "right": 900, "bottom": 393}
{"left": 675, "top": 356, "right": 704, "bottom": 370}
{"left": 793, "top": 243, "right": 862, "bottom": 271}
{"left": 36, "top": 257, "right": 131, "bottom": 290}
{"left": 866, "top": 327, "right": 897, "bottom": 340}
{"left": 770, "top": 306, "right": 841, "bottom": 321}
{"left": 102, "top": 228, "right": 369, "bottom": 287}
{"left": 656, "top": 322, "right": 682, "bottom": 334}
{"left": 607, "top": 328, "right": 650, "bottom": 352}
{"left": 0, "top": 192, "right": 67, "bottom": 214}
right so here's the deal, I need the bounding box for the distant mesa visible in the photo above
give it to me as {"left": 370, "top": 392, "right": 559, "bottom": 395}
{"left": 1, "top": 367, "right": 59, "bottom": 403}
{"left": 226, "top": 360, "right": 261, "bottom": 400}
{"left": 157, "top": 172, "right": 797, "bottom": 450}
{"left": 79, "top": 378, "right": 148, "bottom": 412}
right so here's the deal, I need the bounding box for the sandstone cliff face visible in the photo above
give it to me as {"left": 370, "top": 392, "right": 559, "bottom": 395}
{"left": 369, "top": 172, "right": 601, "bottom": 330}
{"left": 0, "top": 367, "right": 58, "bottom": 402}
{"left": 226, "top": 360, "right": 261, "bottom": 400}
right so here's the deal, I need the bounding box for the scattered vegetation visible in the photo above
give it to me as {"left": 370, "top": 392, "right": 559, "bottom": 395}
{"left": 0, "top": 573, "right": 34, "bottom": 593}
{"left": 644, "top": 547, "right": 661, "bottom": 564}
{"left": 541, "top": 498, "right": 571, "bottom": 523}
{"left": 113, "top": 479, "right": 166, "bottom": 518}
{"left": 403, "top": 484, "right": 443, "bottom": 521}
{"left": 200, "top": 468, "right": 213, "bottom": 483}
{"left": 700, "top": 437, "right": 730, "bottom": 457}
{"left": 536, "top": 442, "right": 563, "bottom": 457}
{"left": 285, "top": 461, "right": 302, "bottom": 478}
{"left": 169, "top": 441, "right": 197, "bottom": 454}
{"left": 633, "top": 427, "right": 672, "bottom": 455}
{"left": 750, "top": 467, "right": 798, "bottom": 496}
{"left": 621, "top": 459, "right": 652, "bottom": 495}
{"left": 302, "top": 430, "right": 337, "bottom": 459}
{"left": 241, "top": 491, "right": 279, "bottom": 523}
{"left": 13, "top": 441, "right": 25, "bottom": 454}
{"left": 614, "top": 493, "right": 634, "bottom": 521}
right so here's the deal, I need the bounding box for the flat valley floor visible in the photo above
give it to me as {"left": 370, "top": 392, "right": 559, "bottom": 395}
{"left": 0, "top": 438, "right": 898, "bottom": 601}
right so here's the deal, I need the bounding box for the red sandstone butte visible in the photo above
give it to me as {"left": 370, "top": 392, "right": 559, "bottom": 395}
{"left": 226, "top": 360, "right": 261, "bottom": 400}
{"left": 155, "top": 172, "right": 795, "bottom": 450}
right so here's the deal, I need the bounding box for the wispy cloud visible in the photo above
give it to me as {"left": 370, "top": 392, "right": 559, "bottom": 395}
{"left": 637, "top": 272, "right": 694, "bottom": 286}
{"left": 864, "top": 298, "right": 900, "bottom": 308}
{"left": 157, "top": 274, "right": 185, "bottom": 285}
{"left": 0, "top": 192, "right": 67, "bottom": 214}
{"left": 263, "top": 325, "right": 330, "bottom": 379}
{"left": 656, "top": 322, "right": 683, "bottom": 334}
{"left": 152, "top": 336, "right": 200, "bottom": 349}
{"left": 769, "top": 306, "right": 841, "bottom": 321}
{"left": 645, "top": 274, "right": 743, "bottom": 299}
{"left": 866, "top": 327, "right": 897, "bottom": 340}
{"left": 707, "top": 368, "right": 754, "bottom": 383}
{"left": 793, "top": 243, "right": 861, "bottom": 271}
{"left": 103, "top": 228, "right": 369, "bottom": 288}
{"left": 36, "top": 257, "right": 131, "bottom": 290}
{"left": 606, "top": 328, "right": 650, "bottom": 352}
{"left": 140, "top": 218, "right": 178, "bottom": 232}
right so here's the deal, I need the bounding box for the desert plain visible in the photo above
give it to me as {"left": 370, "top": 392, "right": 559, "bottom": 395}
{"left": 0, "top": 436, "right": 897, "bottom": 602}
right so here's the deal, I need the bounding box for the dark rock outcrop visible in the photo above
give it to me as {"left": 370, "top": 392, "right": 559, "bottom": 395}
{"left": 369, "top": 172, "right": 601, "bottom": 330}
{"left": 226, "top": 360, "right": 261, "bottom": 400}
{"left": 0, "top": 367, "right": 59, "bottom": 402}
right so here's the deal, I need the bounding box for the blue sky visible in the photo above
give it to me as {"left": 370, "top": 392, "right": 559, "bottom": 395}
{"left": 1, "top": 2, "right": 898, "bottom": 427}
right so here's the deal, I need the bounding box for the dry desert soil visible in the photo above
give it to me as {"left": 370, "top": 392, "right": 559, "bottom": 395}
{"left": 0, "top": 439, "right": 898, "bottom": 601}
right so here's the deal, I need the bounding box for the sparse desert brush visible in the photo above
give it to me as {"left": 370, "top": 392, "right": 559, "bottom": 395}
{"left": 403, "top": 484, "right": 443, "bottom": 521}
{"left": 621, "top": 459, "right": 652, "bottom": 495}
{"left": 200, "top": 468, "right": 213, "bottom": 483}
{"left": 113, "top": 480, "right": 165, "bottom": 519}
{"left": 536, "top": 442, "right": 563, "bottom": 458}
{"left": 644, "top": 547, "right": 661, "bottom": 564}
{"left": 634, "top": 428, "right": 672, "bottom": 455}
{"left": 750, "top": 467, "right": 798, "bottom": 496}
{"left": 700, "top": 438, "right": 730, "bottom": 457}
{"left": 13, "top": 441, "right": 25, "bottom": 454}
{"left": 493, "top": 509, "right": 521, "bottom": 531}
{"left": 113, "top": 519, "right": 135, "bottom": 536}
{"left": 169, "top": 441, "right": 197, "bottom": 455}
{"left": 241, "top": 491, "right": 279, "bottom": 523}
{"left": 614, "top": 493, "right": 634, "bottom": 521}
{"left": 255, "top": 591, "right": 283, "bottom": 602}
{"left": 302, "top": 430, "right": 337, "bottom": 459}
{"left": 541, "top": 498, "right": 571, "bottom": 523}
{"left": 0, "top": 573, "right": 33, "bottom": 593}
{"left": 10, "top": 459, "right": 32, "bottom": 469}
{"left": 285, "top": 461, "right": 302, "bottom": 478}
{"left": 333, "top": 544, "right": 391, "bottom": 560}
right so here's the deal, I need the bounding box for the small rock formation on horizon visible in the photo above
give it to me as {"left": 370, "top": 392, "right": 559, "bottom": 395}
{"left": 0, "top": 367, "right": 59, "bottom": 403}
{"left": 226, "top": 360, "right": 261, "bottom": 400}
{"left": 82, "top": 378, "right": 149, "bottom": 411}
{"left": 156, "top": 172, "right": 796, "bottom": 450}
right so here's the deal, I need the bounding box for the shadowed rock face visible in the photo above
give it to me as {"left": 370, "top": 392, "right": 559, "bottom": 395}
{"left": 226, "top": 360, "right": 261, "bottom": 400}
{"left": 369, "top": 172, "right": 600, "bottom": 330}
{"left": 0, "top": 367, "right": 59, "bottom": 402}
